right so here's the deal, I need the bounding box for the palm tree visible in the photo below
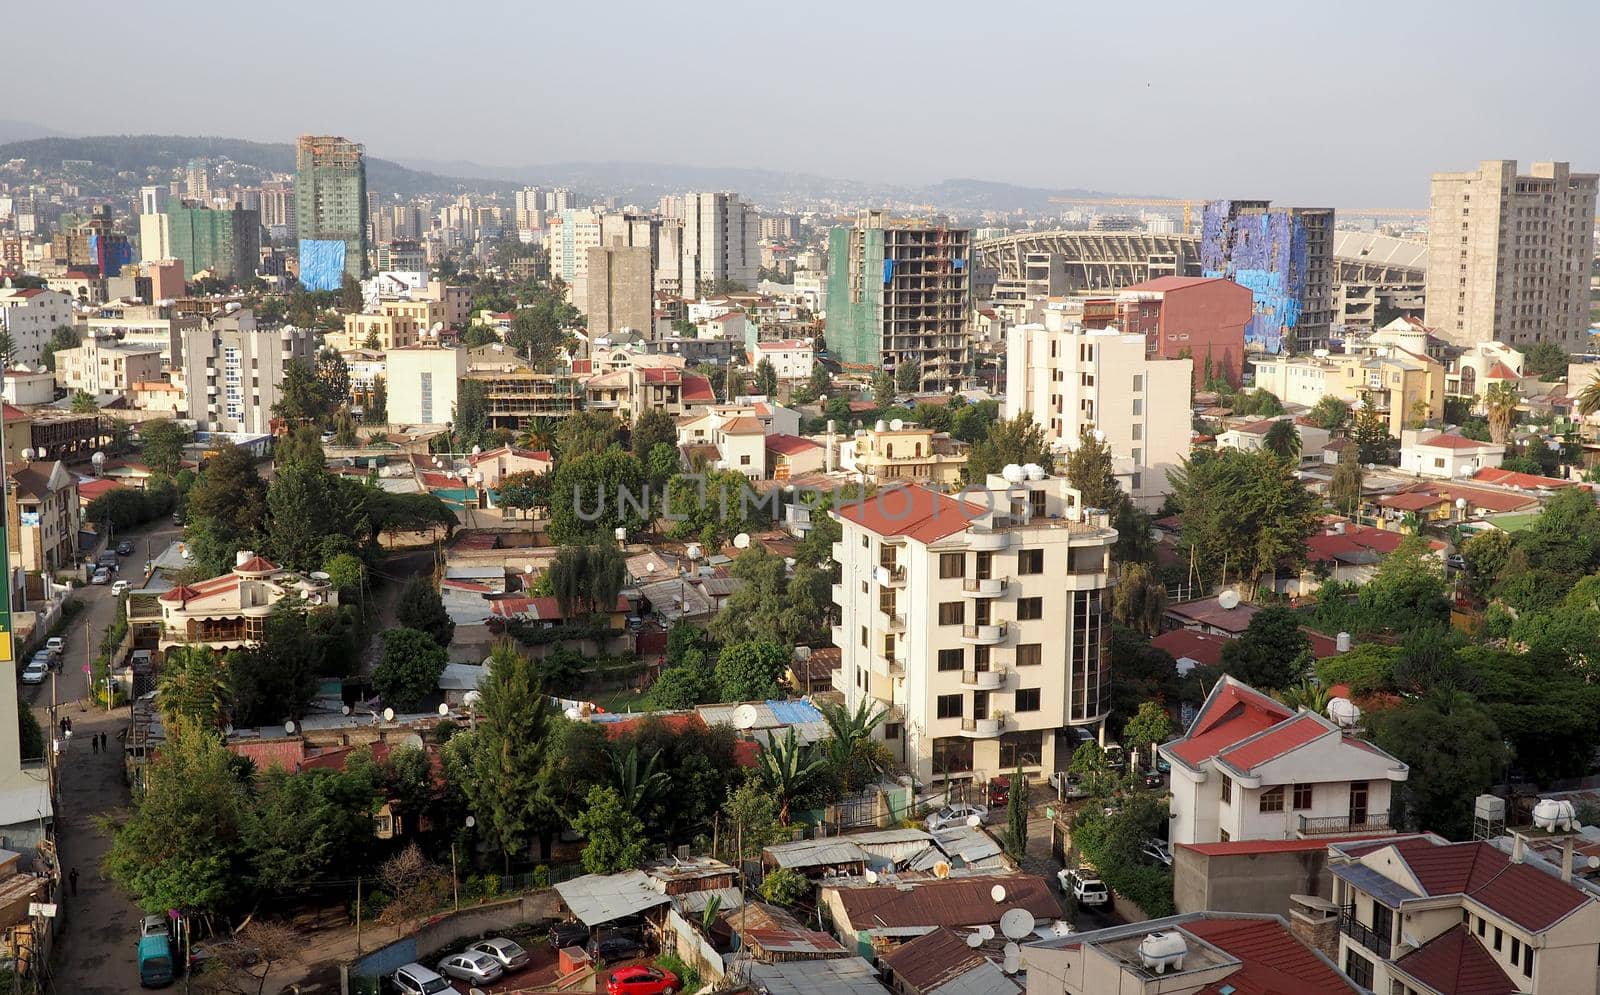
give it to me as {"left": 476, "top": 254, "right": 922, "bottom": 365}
{"left": 1575, "top": 379, "right": 1600, "bottom": 442}
{"left": 514, "top": 417, "right": 556, "bottom": 453}
{"left": 1484, "top": 382, "right": 1519, "bottom": 445}
{"left": 609, "top": 744, "right": 669, "bottom": 817}
{"left": 1262, "top": 419, "right": 1301, "bottom": 461}
{"left": 817, "top": 699, "right": 887, "bottom": 774}
{"left": 156, "top": 646, "right": 230, "bottom": 729}
{"left": 757, "top": 727, "right": 829, "bottom": 824}
{"left": 1276, "top": 679, "right": 1333, "bottom": 717}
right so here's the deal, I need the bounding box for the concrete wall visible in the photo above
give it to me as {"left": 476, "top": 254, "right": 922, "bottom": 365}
{"left": 350, "top": 889, "right": 563, "bottom": 981}
{"left": 1174, "top": 847, "right": 1336, "bottom": 918}
{"left": 664, "top": 908, "right": 725, "bottom": 983}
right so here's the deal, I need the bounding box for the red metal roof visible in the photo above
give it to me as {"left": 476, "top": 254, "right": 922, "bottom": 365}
{"left": 1165, "top": 679, "right": 1292, "bottom": 767}
{"left": 1485, "top": 361, "right": 1521, "bottom": 381}
{"left": 681, "top": 374, "right": 715, "bottom": 404}
{"left": 1472, "top": 467, "right": 1580, "bottom": 491}
{"left": 1123, "top": 275, "right": 1237, "bottom": 293}
{"left": 832, "top": 875, "right": 1057, "bottom": 930}
{"left": 2, "top": 403, "right": 27, "bottom": 422}
{"left": 881, "top": 927, "right": 1007, "bottom": 994}
{"left": 1379, "top": 491, "right": 1450, "bottom": 512}
{"left": 1150, "top": 629, "right": 1229, "bottom": 668}
{"left": 1417, "top": 433, "right": 1498, "bottom": 451}
{"left": 1218, "top": 714, "right": 1328, "bottom": 773}
{"left": 76, "top": 477, "right": 123, "bottom": 502}
{"left": 764, "top": 433, "right": 820, "bottom": 456}
{"left": 1383, "top": 837, "right": 1590, "bottom": 932}
{"left": 719, "top": 416, "right": 765, "bottom": 435}
{"left": 1185, "top": 917, "right": 1360, "bottom": 995}
{"left": 233, "top": 555, "right": 279, "bottom": 573}
{"left": 834, "top": 486, "right": 984, "bottom": 545}
{"left": 1393, "top": 924, "right": 1516, "bottom": 995}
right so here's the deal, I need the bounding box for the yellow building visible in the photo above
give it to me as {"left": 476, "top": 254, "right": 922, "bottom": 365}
{"left": 330, "top": 311, "right": 421, "bottom": 352}
{"left": 1253, "top": 347, "right": 1444, "bottom": 437}
{"left": 842, "top": 421, "right": 967, "bottom": 488}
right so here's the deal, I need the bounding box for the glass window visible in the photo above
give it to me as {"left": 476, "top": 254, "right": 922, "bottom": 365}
{"left": 939, "top": 552, "right": 965, "bottom": 578}
{"left": 1260, "top": 786, "right": 1285, "bottom": 812}
{"left": 999, "top": 730, "right": 1044, "bottom": 768}
{"left": 1344, "top": 952, "right": 1373, "bottom": 989}
{"left": 1017, "top": 597, "right": 1043, "bottom": 620}
{"left": 937, "top": 648, "right": 963, "bottom": 671}
{"left": 883, "top": 722, "right": 902, "bottom": 740}
{"left": 1015, "top": 688, "right": 1040, "bottom": 712}
{"left": 1016, "top": 644, "right": 1042, "bottom": 667}
{"left": 938, "top": 602, "right": 965, "bottom": 626}
{"left": 1221, "top": 774, "right": 1233, "bottom": 803}
{"left": 1017, "top": 549, "right": 1044, "bottom": 574}
{"left": 1293, "top": 783, "right": 1313, "bottom": 810}
{"left": 937, "top": 694, "right": 963, "bottom": 719}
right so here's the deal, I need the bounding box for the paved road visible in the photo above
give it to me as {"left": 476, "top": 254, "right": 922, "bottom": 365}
{"left": 43, "top": 521, "right": 178, "bottom": 995}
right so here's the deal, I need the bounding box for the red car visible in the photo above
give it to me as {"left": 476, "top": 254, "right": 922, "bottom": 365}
{"left": 607, "top": 965, "right": 680, "bottom": 995}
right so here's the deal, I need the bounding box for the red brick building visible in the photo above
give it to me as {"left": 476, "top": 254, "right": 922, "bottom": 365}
{"left": 1085, "top": 276, "right": 1251, "bottom": 387}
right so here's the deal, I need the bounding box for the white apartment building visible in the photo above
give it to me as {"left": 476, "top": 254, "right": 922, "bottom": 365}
{"left": 748, "top": 339, "right": 814, "bottom": 381}
{"left": 0, "top": 286, "right": 73, "bottom": 366}
{"left": 178, "top": 310, "right": 316, "bottom": 434}
{"left": 544, "top": 209, "right": 601, "bottom": 303}
{"left": 1329, "top": 834, "right": 1600, "bottom": 995}
{"left": 1160, "top": 676, "right": 1408, "bottom": 848}
{"left": 53, "top": 332, "right": 164, "bottom": 401}
{"left": 677, "top": 192, "right": 759, "bottom": 295}
{"left": 831, "top": 471, "right": 1117, "bottom": 783}
{"left": 1005, "top": 320, "right": 1192, "bottom": 511}
{"left": 1424, "top": 160, "right": 1599, "bottom": 350}
{"left": 387, "top": 344, "right": 466, "bottom": 426}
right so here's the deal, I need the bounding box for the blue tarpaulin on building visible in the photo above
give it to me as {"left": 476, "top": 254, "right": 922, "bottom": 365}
{"left": 298, "top": 239, "right": 346, "bottom": 291}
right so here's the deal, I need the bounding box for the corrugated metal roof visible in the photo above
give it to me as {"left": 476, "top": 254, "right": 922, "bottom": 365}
{"left": 1329, "top": 862, "right": 1421, "bottom": 908}
{"left": 673, "top": 887, "right": 744, "bottom": 914}
{"left": 746, "top": 957, "right": 889, "bottom": 995}
{"left": 764, "top": 839, "right": 869, "bottom": 870}
{"left": 553, "top": 871, "right": 672, "bottom": 926}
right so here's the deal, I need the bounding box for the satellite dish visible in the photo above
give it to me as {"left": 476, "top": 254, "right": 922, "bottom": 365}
{"left": 932, "top": 861, "right": 952, "bottom": 879}
{"left": 889, "top": 418, "right": 903, "bottom": 431}
{"left": 465, "top": 815, "right": 476, "bottom": 828}
{"left": 438, "top": 703, "right": 450, "bottom": 716}
{"left": 341, "top": 704, "right": 352, "bottom": 716}
{"left": 965, "top": 932, "right": 982, "bottom": 948}
{"left": 732, "top": 704, "right": 761, "bottom": 730}
{"left": 402, "top": 733, "right": 425, "bottom": 751}
{"left": 1000, "top": 908, "right": 1036, "bottom": 940}
{"left": 966, "top": 814, "right": 982, "bottom": 828}
{"left": 1217, "top": 590, "right": 1242, "bottom": 610}
{"left": 1002, "top": 943, "right": 1020, "bottom": 974}
{"left": 382, "top": 707, "right": 396, "bottom": 722}
{"left": 283, "top": 721, "right": 296, "bottom": 735}
{"left": 733, "top": 532, "right": 751, "bottom": 549}
{"left": 864, "top": 869, "right": 878, "bottom": 884}
{"left": 978, "top": 925, "right": 995, "bottom": 941}
{"left": 990, "top": 885, "right": 1007, "bottom": 903}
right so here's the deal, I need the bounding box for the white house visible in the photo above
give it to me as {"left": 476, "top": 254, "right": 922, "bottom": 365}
{"left": 748, "top": 339, "right": 814, "bottom": 381}
{"left": 0, "top": 286, "right": 73, "bottom": 367}
{"left": 1159, "top": 676, "right": 1408, "bottom": 847}
{"left": 1399, "top": 429, "right": 1504, "bottom": 479}
{"left": 1215, "top": 417, "right": 1330, "bottom": 458}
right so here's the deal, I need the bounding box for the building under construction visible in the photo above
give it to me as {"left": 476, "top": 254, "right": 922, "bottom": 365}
{"left": 295, "top": 135, "right": 367, "bottom": 288}
{"left": 825, "top": 211, "right": 972, "bottom": 394}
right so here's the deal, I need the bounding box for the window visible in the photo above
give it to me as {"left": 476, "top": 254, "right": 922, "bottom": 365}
{"left": 938, "top": 602, "right": 965, "bottom": 626}
{"left": 939, "top": 553, "right": 965, "bottom": 579}
{"left": 1017, "top": 549, "right": 1044, "bottom": 574}
{"left": 1016, "top": 644, "right": 1042, "bottom": 667}
{"left": 1259, "top": 786, "right": 1285, "bottom": 812}
{"left": 1015, "top": 688, "right": 1041, "bottom": 712}
{"left": 1132, "top": 398, "right": 1143, "bottom": 415}
{"left": 1477, "top": 916, "right": 1485, "bottom": 938}
{"left": 1018, "top": 597, "right": 1043, "bottom": 620}
{"left": 1221, "top": 774, "right": 1233, "bottom": 803}
{"left": 932, "top": 737, "right": 972, "bottom": 774}
{"left": 1493, "top": 927, "right": 1502, "bottom": 952}
{"left": 937, "top": 648, "right": 963, "bottom": 672}
{"left": 937, "top": 694, "right": 963, "bottom": 720}
{"left": 860, "top": 626, "right": 867, "bottom": 648}
{"left": 1219, "top": 829, "right": 1230, "bottom": 843}
{"left": 1524, "top": 946, "right": 1533, "bottom": 978}
{"left": 1510, "top": 937, "right": 1520, "bottom": 964}
{"left": 1372, "top": 905, "right": 1393, "bottom": 949}
{"left": 883, "top": 722, "right": 902, "bottom": 740}
{"left": 999, "top": 730, "right": 1044, "bottom": 768}
{"left": 1132, "top": 374, "right": 1144, "bottom": 392}
{"left": 1344, "top": 951, "right": 1373, "bottom": 989}
{"left": 861, "top": 535, "right": 869, "bottom": 548}
{"left": 1293, "top": 783, "right": 1313, "bottom": 810}
{"left": 973, "top": 646, "right": 991, "bottom": 669}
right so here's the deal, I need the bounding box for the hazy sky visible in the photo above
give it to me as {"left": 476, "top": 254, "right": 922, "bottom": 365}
{"left": 22, "top": 0, "right": 1600, "bottom": 206}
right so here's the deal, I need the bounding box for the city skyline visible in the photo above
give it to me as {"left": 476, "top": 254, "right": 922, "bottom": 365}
{"left": 9, "top": 0, "right": 1600, "bottom": 207}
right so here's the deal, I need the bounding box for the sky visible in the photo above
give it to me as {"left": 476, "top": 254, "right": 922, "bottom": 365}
{"left": 19, "top": 0, "right": 1600, "bottom": 206}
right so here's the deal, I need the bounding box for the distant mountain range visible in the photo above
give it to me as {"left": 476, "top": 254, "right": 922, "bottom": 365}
{"left": 0, "top": 130, "right": 1124, "bottom": 214}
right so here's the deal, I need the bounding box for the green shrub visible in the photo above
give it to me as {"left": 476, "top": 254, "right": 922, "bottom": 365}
{"left": 463, "top": 874, "right": 502, "bottom": 902}
{"left": 655, "top": 953, "right": 701, "bottom": 993}
{"left": 760, "top": 867, "right": 808, "bottom": 906}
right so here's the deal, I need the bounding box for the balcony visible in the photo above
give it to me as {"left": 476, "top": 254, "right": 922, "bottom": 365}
{"left": 960, "top": 667, "right": 1007, "bottom": 690}
{"left": 1298, "top": 813, "right": 1392, "bottom": 837}
{"left": 1338, "top": 905, "right": 1392, "bottom": 959}
{"left": 831, "top": 583, "right": 845, "bottom": 606}
{"left": 879, "top": 611, "right": 906, "bottom": 632}
{"left": 960, "top": 621, "right": 1008, "bottom": 645}
{"left": 874, "top": 564, "right": 907, "bottom": 587}
{"left": 964, "top": 528, "right": 1012, "bottom": 551}
{"left": 962, "top": 577, "right": 1007, "bottom": 598}
{"left": 832, "top": 542, "right": 845, "bottom": 564}
{"left": 960, "top": 714, "right": 1004, "bottom": 738}
{"left": 831, "top": 624, "right": 846, "bottom": 649}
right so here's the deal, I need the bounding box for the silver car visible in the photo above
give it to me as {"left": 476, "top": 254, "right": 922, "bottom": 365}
{"left": 469, "top": 936, "right": 530, "bottom": 971}
{"left": 436, "top": 950, "right": 504, "bottom": 985}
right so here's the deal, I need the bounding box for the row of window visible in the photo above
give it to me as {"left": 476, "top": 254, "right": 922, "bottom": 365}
{"left": 937, "top": 645, "right": 1043, "bottom": 669}
{"left": 935, "top": 689, "right": 1041, "bottom": 719}
{"left": 1466, "top": 909, "right": 1534, "bottom": 978}
{"left": 1220, "top": 776, "right": 1315, "bottom": 811}
{"left": 935, "top": 598, "right": 1044, "bottom": 625}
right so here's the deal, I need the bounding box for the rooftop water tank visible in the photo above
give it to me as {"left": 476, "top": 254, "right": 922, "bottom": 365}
{"left": 1022, "top": 463, "right": 1046, "bottom": 480}
{"left": 1139, "top": 932, "right": 1187, "bottom": 974}
{"left": 1001, "top": 464, "right": 1026, "bottom": 483}
{"left": 1533, "top": 799, "right": 1578, "bottom": 832}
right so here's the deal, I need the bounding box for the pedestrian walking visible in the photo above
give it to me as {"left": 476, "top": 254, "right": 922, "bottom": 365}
{"left": 101, "top": 732, "right": 108, "bottom": 752}
{"left": 91, "top": 735, "right": 98, "bottom": 755}
{"left": 68, "top": 868, "right": 78, "bottom": 897}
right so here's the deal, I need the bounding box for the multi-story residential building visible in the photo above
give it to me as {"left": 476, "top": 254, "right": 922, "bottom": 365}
{"left": 375, "top": 239, "right": 426, "bottom": 274}
{"left": 582, "top": 361, "right": 716, "bottom": 424}
{"left": 1398, "top": 429, "right": 1505, "bottom": 478}
{"left": 831, "top": 471, "right": 1118, "bottom": 783}
{"left": 7, "top": 460, "right": 79, "bottom": 574}
{"left": 1160, "top": 676, "right": 1408, "bottom": 847}
{"left": 1083, "top": 276, "right": 1251, "bottom": 387}
{"left": 839, "top": 421, "right": 968, "bottom": 489}
{"left": 826, "top": 211, "right": 972, "bottom": 394}
{"left": 747, "top": 339, "right": 814, "bottom": 381}
{"left": 159, "top": 202, "right": 261, "bottom": 284}
{"left": 53, "top": 331, "right": 164, "bottom": 401}
{"left": 1252, "top": 344, "right": 1445, "bottom": 439}
{"left": 0, "top": 286, "right": 73, "bottom": 366}
{"left": 674, "top": 192, "right": 759, "bottom": 295}
{"left": 387, "top": 344, "right": 466, "bottom": 426}
{"left": 1006, "top": 320, "right": 1192, "bottom": 510}
{"left": 332, "top": 311, "right": 422, "bottom": 352}
{"left": 82, "top": 302, "right": 198, "bottom": 365}
{"left": 545, "top": 209, "right": 602, "bottom": 302}
{"left": 585, "top": 241, "right": 653, "bottom": 336}
{"left": 1329, "top": 833, "right": 1600, "bottom": 995}
{"left": 139, "top": 185, "right": 168, "bottom": 216}
{"left": 178, "top": 310, "right": 316, "bottom": 434}
{"left": 1424, "top": 160, "right": 1598, "bottom": 349}
{"left": 1200, "top": 199, "right": 1335, "bottom": 352}
{"left": 464, "top": 348, "right": 584, "bottom": 428}
{"left": 258, "top": 179, "right": 295, "bottom": 234}
{"left": 295, "top": 135, "right": 368, "bottom": 285}
{"left": 140, "top": 550, "right": 338, "bottom": 651}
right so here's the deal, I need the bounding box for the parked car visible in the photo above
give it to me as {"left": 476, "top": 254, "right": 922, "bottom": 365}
{"left": 607, "top": 966, "right": 679, "bottom": 995}
{"left": 1047, "top": 771, "right": 1089, "bottom": 800}
{"left": 926, "top": 802, "right": 989, "bottom": 831}
{"left": 549, "top": 919, "right": 590, "bottom": 950}
{"left": 1103, "top": 743, "right": 1127, "bottom": 770}
{"left": 91, "top": 569, "right": 110, "bottom": 585}
{"left": 435, "top": 950, "right": 503, "bottom": 985}
{"left": 111, "top": 580, "right": 130, "bottom": 596}
{"left": 468, "top": 936, "right": 530, "bottom": 971}
{"left": 1446, "top": 553, "right": 1467, "bottom": 571}
{"left": 1058, "top": 868, "right": 1110, "bottom": 906}
{"left": 44, "top": 637, "right": 64, "bottom": 657}
{"left": 987, "top": 774, "right": 1014, "bottom": 807}
{"left": 22, "top": 661, "right": 47, "bottom": 685}
{"left": 589, "top": 930, "right": 643, "bottom": 962}
{"left": 1139, "top": 769, "right": 1165, "bottom": 789}
{"left": 116, "top": 540, "right": 135, "bottom": 556}
{"left": 1141, "top": 838, "right": 1174, "bottom": 868}
{"left": 389, "top": 962, "right": 451, "bottom": 995}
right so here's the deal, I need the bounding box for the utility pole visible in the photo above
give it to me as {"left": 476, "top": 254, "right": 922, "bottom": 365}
{"left": 354, "top": 877, "right": 362, "bottom": 957}
{"left": 450, "top": 844, "right": 458, "bottom": 912}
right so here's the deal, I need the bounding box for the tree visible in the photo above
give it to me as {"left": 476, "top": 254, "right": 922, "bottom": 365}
{"left": 460, "top": 642, "right": 550, "bottom": 864}
{"left": 0, "top": 331, "right": 15, "bottom": 368}
{"left": 266, "top": 460, "right": 364, "bottom": 571}
{"left": 756, "top": 728, "right": 829, "bottom": 823}
{"left": 648, "top": 665, "right": 711, "bottom": 709}
{"left": 273, "top": 357, "right": 330, "bottom": 426}
{"left": 1064, "top": 427, "right": 1120, "bottom": 509}
{"left": 1004, "top": 763, "right": 1028, "bottom": 859}
{"left": 396, "top": 575, "right": 455, "bottom": 648}
{"left": 608, "top": 744, "right": 670, "bottom": 817}
{"left": 157, "top": 646, "right": 230, "bottom": 729}
{"left": 187, "top": 444, "right": 268, "bottom": 540}
{"left": 16, "top": 706, "right": 42, "bottom": 762}
{"left": 141, "top": 419, "right": 190, "bottom": 477}
{"left": 1111, "top": 561, "right": 1167, "bottom": 636}
{"left": 722, "top": 778, "right": 785, "bottom": 863}
{"left": 227, "top": 600, "right": 324, "bottom": 726}
{"left": 806, "top": 363, "right": 832, "bottom": 399}
{"left": 507, "top": 293, "right": 578, "bottom": 369}
{"left": 42, "top": 325, "right": 79, "bottom": 371}
{"left": 246, "top": 764, "right": 380, "bottom": 897}
{"left": 189, "top": 921, "right": 298, "bottom": 995}
{"left": 496, "top": 468, "right": 553, "bottom": 516}
{"left": 452, "top": 379, "right": 490, "bottom": 452}
{"left": 895, "top": 360, "right": 921, "bottom": 394}
{"left": 573, "top": 785, "right": 648, "bottom": 874}
{"left": 759, "top": 866, "right": 808, "bottom": 906}
{"left": 373, "top": 628, "right": 448, "bottom": 711}
{"left": 964, "top": 413, "right": 1052, "bottom": 483}
{"left": 630, "top": 408, "right": 677, "bottom": 460}
{"left": 1519, "top": 340, "right": 1569, "bottom": 380}
{"left": 1218, "top": 606, "right": 1310, "bottom": 690}
{"left": 315, "top": 347, "right": 351, "bottom": 410}
{"left": 1484, "top": 381, "right": 1519, "bottom": 445}
{"left": 1122, "top": 700, "right": 1176, "bottom": 771}
{"left": 102, "top": 718, "right": 250, "bottom": 914}
{"left": 1067, "top": 740, "right": 1120, "bottom": 800}
{"left": 1368, "top": 690, "right": 1506, "bottom": 839}
{"left": 871, "top": 369, "right": 895, "bottom": 406}
{"left": 1356, "top": 536, "right": 1449, "bottom": 632}
{"left": 554, "top": 410, "right": 623, "bottom": 459}
{"left": 1351, "top": 399, "right": 1395, "bottom": 465}
{"left": 1309, "top": 396, "right": 1351, "bottom": 432}
{"left": 818, "top": 699, "right": 887, "bottom": 791}
{"left": 1262, "top": 419, "right": 1301, "bottom": 461}
{"left": 548, "top": 543, "right": 628, "bottom": 620}
{"left": 1169, "top": 448, "right": 1321, "bottom": 594}
{"left": 70, "top": 389, "right": 98, "bottom": 413}
{"left": 365, "top": 375, "right": 388, "bottom": 425}
{"left": 714, "top": 640, "right": 790, "bottom": 702}
{"left": 1329, "top": 446, "right": 1364, "bottom": 516}
{"left": 755, "top": 357, "right": 779, "bottom": 397}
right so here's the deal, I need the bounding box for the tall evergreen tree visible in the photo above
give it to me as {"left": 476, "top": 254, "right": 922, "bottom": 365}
{"left": 463, "top": 642, "right": 551, "bottom": 865}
